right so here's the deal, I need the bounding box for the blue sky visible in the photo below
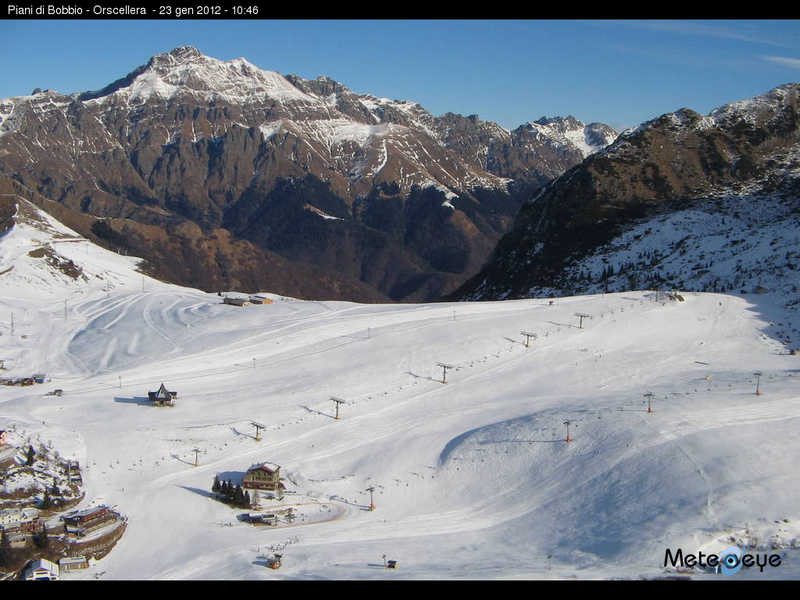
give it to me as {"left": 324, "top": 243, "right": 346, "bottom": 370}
{"left": 1, "top": 19, "right": 799, "bottom": 132}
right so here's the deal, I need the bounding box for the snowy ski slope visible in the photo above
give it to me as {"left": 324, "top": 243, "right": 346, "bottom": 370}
{"left": 1, "top": 203, "right": 799, "bottom": 579}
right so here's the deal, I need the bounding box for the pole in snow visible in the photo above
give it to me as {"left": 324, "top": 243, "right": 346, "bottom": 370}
{"left": 575, "top": 313, "right": 591, "bottom": 329}
{"left": 644, "top": 392, "right": 654, "bottom": 414}
{"left": 192, "top": 448, "right": 201, "bottom": 467}
{"left": 754, "top": 372, "right": 762, "bottom": 396}
{"left": 331, "top": 397, "right": 346, "bottom": 420}
{"left": 251, "top": 422, "right": 265, "bottom": 441}
{"left": 366, "top": 486, "right": 376, "bottom": 511}
{"left": 521, "top": 331, "right": 537, "bottom": 348}
{"left": 563, "top": 420, "right": 574, "bottom": 443}
{"left": 437, "top": 363, "right": 454, "bottom": 384}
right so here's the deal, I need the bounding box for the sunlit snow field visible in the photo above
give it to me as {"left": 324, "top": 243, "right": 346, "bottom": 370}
{"left": 1, "top": 204, "right": 799, "bottom": 580}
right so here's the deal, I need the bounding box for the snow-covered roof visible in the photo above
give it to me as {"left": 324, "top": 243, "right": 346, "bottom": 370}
{"left": 248, "top": 462, "right": 280, "bottom": 473}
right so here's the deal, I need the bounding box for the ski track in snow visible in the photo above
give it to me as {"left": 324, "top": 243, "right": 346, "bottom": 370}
{"left": 2, "top": 213, "right": 800, "bottom": 580}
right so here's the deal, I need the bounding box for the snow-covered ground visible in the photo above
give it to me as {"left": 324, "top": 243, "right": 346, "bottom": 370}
{"left": 1, "top": 201, "right": 799, "bottom": 579}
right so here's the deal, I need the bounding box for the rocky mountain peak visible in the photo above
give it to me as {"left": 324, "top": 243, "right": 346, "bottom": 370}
{"left": 168, "top": 45, "right": 203, "bottom": 60}
{"left": 534, "top": 115, "right": 582, "bottom": 132}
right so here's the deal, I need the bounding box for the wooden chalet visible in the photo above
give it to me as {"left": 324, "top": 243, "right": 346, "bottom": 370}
{"left": 248, "top": 295, "right": 273, "bottom": 305}
{"left": 148, "top": 383, "right": 177, "bottom": 406}
{"left": 242, "top": 462, "right": 284, "bottom": 493}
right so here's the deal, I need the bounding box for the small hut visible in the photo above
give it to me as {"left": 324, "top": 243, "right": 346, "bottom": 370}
{"left": 58, "top": 556, "right": 89, "bottom": 571}
{"left": 223, "top": 296, "right": 250, "bottom": 307}
{"left": 148, "top": 383, "right": 177, "bottom": 406}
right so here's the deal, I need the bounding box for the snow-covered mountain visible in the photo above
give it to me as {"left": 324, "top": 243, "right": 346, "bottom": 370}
{"left": 454, "top": 83, "right": 800, "bottom": 349}
{"left": 2, "top": 195, "right": 799, "bottom": 580}
{"left": 0, "top": 46, "right": 617, "bottom": 303}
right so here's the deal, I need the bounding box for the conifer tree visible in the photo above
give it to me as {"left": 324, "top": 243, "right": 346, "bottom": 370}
{"left": 26, "top": 445, "right": 35, "bottom": 466}
{"left": 0, "top": 529, "right": 10, "bottom": 567}
{"left": 33, "top": 527, "right": 49, "bottom": 549}
{"left": 212, "top": 476, "right": 220, "bottom": 493}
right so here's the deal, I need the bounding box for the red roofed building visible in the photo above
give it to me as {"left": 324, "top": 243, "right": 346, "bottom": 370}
{"left": 242, "top": 463, "right": 284, "bottom": 492}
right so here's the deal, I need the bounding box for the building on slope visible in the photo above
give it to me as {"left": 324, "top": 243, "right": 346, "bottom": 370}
{"left": 242, "top": 463, "right": 284, "bottom": 499}
{"left": 0, "top": 508, "right": 40, "bottom": 533}
{"left": 223, "top": 296, "right": 250, "bottom": 307}
{"left": 23, "top": 558, "right": 59, "bottom": 580}
{"left": 148, "top": 383, "right": 177, "bottom": 406}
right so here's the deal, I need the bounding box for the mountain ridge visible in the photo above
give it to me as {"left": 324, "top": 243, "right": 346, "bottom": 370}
{"left": 0, "top": 46, "right": 618, "bottom": 302}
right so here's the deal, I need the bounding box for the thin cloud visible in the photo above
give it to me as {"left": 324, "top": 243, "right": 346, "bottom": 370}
{"left": 762, "top": 55, "right": 800, "bottom": 69}
{"left": 591, "top": 20, "right": 795, "bottom": 49}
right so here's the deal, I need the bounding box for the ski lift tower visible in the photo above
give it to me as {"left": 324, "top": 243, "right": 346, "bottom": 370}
{"left": 192, "top": 448, "right": 201, "bottom": 466}
{"left": 521, "top": 331, "right": 537, "bottom": 348}
{"left": 366, "top": 486, "right": 376, "bottom": 511}
{"left": 251, "top": 422, "right": 265, "bottom": 441}
{"left": 331, "top": 397, "right": 346, "bottom": 420}
{"left": 644, "top": 392, "right": 655, "bottom": 414}
{"left": 754, "top": 371, "right": 762, "bottom": 396}
{"left": 575, "top": 313, "right": 592, "bottom": 329}
{"left": 563, "top": 420, "right": 575, "bottom": 443}
{"left": 437, "top": 363, "right": 455, "bottom": 384}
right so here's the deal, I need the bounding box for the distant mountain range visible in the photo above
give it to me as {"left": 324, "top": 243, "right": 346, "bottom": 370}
{"left": 0, "top": 46, "right": 617, "bottom": 302}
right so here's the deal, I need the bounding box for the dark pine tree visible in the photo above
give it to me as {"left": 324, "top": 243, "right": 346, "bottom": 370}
{"left": 212, "top": 476, "right": 220, "bottom": 493}
{"left": 0, "top": 529, "right": 10, "bottom": 567}
{"left": 26, "top": 445, "right": 35, "bottom": 466}
{"left": 33, "top": 526, "right": 49, "bottom": 549}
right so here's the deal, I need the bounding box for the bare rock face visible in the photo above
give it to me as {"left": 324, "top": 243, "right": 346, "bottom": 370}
{"left": 453, "top": 83, "right": 800, "bottom": 301}
{"left": 0, "top": 46, "right": 616, "bottom": 302}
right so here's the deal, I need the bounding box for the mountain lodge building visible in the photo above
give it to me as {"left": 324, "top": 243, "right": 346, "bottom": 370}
{"left": 242, "top": 462, "right": 284, "bottom": 494}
